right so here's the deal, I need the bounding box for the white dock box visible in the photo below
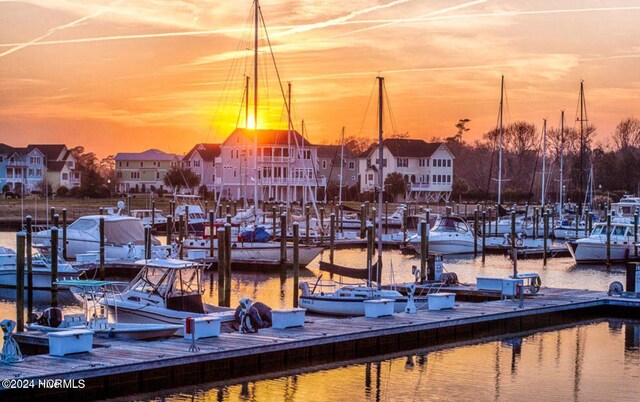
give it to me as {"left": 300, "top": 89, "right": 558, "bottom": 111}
{"left": 364, "top": 299, "right": 395, "bottom": 318}
{"left": 428, "top": 293, "right": 455, "bottom": 310}
{"left": 187, "top": 249, "right": 207, "bottom": 260}
{"left": 49, "top": 329, "right": 94, "bottom": 356}
{"left": 477, "top": 277, "right": 504, "bottom": 291}
{"left": 501, "top": 278, "right": 524, "bottom": 297}
{"left": 272, "top": 308, "right": 306, "bottom": 329}
{"left": 183, "top": 316, "right": 221, "bottom": 340}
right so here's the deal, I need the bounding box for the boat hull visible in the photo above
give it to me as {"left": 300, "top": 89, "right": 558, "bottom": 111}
{"left": 183, "top": 240, "right": 323, "bottom": 266}
{"left": 0, "top": 269, "right": 80, "bottom": 289}
{"left": 567, "top": 241, "right": 634, "bottom": 263}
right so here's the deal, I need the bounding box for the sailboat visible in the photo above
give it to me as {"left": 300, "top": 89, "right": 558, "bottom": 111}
{"left": 299, "top": 77, "right": 417, "bottom": 316}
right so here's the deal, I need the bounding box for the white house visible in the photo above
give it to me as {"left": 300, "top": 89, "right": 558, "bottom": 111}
{"left": 358, "top": 139, "right": 454, "bottom": 202}
{"left": 182, "top": 143, "right": 221, "bottom": 193}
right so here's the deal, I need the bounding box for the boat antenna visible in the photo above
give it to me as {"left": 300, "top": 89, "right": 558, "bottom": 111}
{"left": 376, "top": 76, "right": 384, "bottom": 289}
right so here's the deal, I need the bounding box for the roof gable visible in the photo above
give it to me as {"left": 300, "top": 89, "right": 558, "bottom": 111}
{"left": 223, "top": 128, "right": 312, "bottom": 147}
{"left": 184, "top": 143, "right": 221, "bottom": 162}
{"left": 115, "top": 149, "right": 178, "bottom": 161}
{"left": 28, "top": 144, "right": 67, "bottom": 161}
{"left": 359, "top": 139, "right": 446, "bottom": 158}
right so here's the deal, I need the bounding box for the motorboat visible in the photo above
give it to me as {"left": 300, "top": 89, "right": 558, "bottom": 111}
{"left": 33, "top": 202, "right": 160, "bottom": 260}
{"left": 99, "top": 259, "right": 234, "bottom": 333}
{"left": 27, "top": 280, "right": 182, "bottom": 341}
{"left": 553, "top": 218, "right": 590, "bottom": 240}
{"left": 173, "top": 194, "right": 208, "bottom": 235}
{"left": 611, "top": 195, "right": 640, "bottom": 217}
{"left": 0, "top": 247, "right": 81, "bottom": 289}
{"left": 408, "top": 216, "right": 477, "bottom": 255}
{"left": 567, "top": 218, "right": 638, "bottom": 263}
{"left": 130, "top": 209, "right": 167, "bottom": 230}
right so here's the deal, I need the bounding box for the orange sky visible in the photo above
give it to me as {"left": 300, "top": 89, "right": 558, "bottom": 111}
{"left": 1, "top": 0, "right": 639, "bottom": 157}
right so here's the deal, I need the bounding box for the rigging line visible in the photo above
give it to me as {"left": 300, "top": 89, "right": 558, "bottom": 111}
{"left": 235, "top": 75, "right": 248, "bottom": 129}
{"left": 485, "top": 92, "right": 502, "bottom": 199}
{"left": 357, "top": 79, "right": 378, "bottom": 138}
{"left": 382, "top": 80, "right": 399, "bottom": 135}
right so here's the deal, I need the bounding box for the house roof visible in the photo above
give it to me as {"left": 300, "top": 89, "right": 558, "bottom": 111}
{"left": 224, "top": 128, "right": 312, "bottom": 147}
{"left": 360, "top": 139, "right": 445, "bottom": 158}
{"left": 184, "top": 144, "right": 221, "bottom": 162}
{"left": 115, "top": 149, "right": 178, "bottom": 161}
{"left": 316, "top": 145, "right": 355, "bottom": 160}
{"left": 27, "top": 144, "right": 66, "bottom": 161}
{"left": 47, "top": 161, "right": 67, "bottom": 172}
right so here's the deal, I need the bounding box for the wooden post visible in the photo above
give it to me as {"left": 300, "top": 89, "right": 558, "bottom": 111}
{"left": 16, "top": 232, "right": 25, "bottom": 332}
{"left": 217, "top": 227, "right": 226, "bottom": 306}
{"left": 166, "top": 215, "right": 173, "bottom": 246}
{"left": 329, "top": 213, "right": 336, "bottom": 265}
{"left": 634, "top": 210, "right": 639, "bottom": 257}
{"left": 224, "top": 223, "right": 232, "bottom": 306}
{"left": 366, "top": 222, "right": 373, "bottom": 287}
{"left": 184, "top": 205, "right": 189, "bottom": 238}
{"left": 533, "top": 207, "right": 538, "bottom": 240}
{"left": 226, "top": 204, "right": 231, "bottom": 217}
{"left": 360, "top": 204, "right": 366, "bottom": 239}
{"left": 543, "top": 210, "right": 549, "bottom": 266}
{"left": 606, "top": 213, "right": 612, "bottom": 266}
{"left": 127, "top": 195, "right": 131, "bottom": 215}
{"left": 50, "top": 207, "right": 56, "bottom": 225}
{"left": 481, "top": 210, "right": 486, "bottom": 263}
{"left": 53, "top": 213, "right": 59, "bottom": 228}
{"left": 292, "top": 222, "right": 300, "bottom": 308}
{"left": 178, "top": 214, "right": 184, "bottom": 260}
{"left": 420, "top": 220, "right": 427, "bottom": 283}
{"left": 50, "top": 227, "right": 59, "bottom": 307}
{"left": 473, "top": 210, "right": 479, "bottom": 257}
{"left": 495, "top": 204, "right": 499, "bottom": 237}
{"left": 233, "top": 200, "right": 237, "bottom": 216}
{"left": 25, "top": 216, "right": 33, "bottom": 321}
{"left": 99, "top": 217, "right": 105, "bottom": 280}
{"left": 320, "top": 207, "right": 325, "bottom": 245}
{"left": 487, "top": 208, "right": 492, "bottom": 236}
{"left": 226, "top": 213, "right": 231, "bottom": 225}
{"left": 280, "top": 213, "right": 287, "bottom": 267}
{"left": 151, "top": 201, "right": 156, "bottom": 231}
{"left": 511, "top": 211, "right": 518, "bottom": 278}
{"left": 61, "top": 209, "right": 67, "bottom": 260}
{"left": 144, "top": 225, "right": 151, "bottom": 259}
{"left": 209, "top": 211, "right": 215, "bottom": 258}
{"left": 402, "top": 206, "right": 408, "bottom": 244}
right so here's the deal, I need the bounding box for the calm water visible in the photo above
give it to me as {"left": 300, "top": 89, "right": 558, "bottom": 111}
{"left": 122, "top": 319, "right": 640, "bottom": 402}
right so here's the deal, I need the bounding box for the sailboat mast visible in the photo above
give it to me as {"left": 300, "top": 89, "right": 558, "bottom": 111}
{"left": 578, "top": 80, "right": 585, "bottom": 217}
{"left": 542, "top": 118, "right": 546, "bottom": 206}
{"left": 559, "top": 110, "right": 564, "bottom": 214}
{"left": 376, "top": 76, "right": 384, "bottom": 289}
{"left": 245, "top": 76, "right": 250, "bottom": 128}
{"left": 498, "top": 75, "right": 504, "bottom": 206}
{"left": 287, "top": 82, "right": 292, "bottom": 210}
{"left": 253, "top": 0, "right": 259, "bottom": 211}
{"left": 338, "top": 126, "right": 345, "bottom": 207}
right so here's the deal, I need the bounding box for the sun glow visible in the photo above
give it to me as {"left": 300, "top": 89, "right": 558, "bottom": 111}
{"left": 247, "top": 114, "right": 256, "bottom": 130}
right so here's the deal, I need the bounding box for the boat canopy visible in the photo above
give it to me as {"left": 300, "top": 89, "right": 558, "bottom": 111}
{"left": 432, "top": 216, "right": 470, "bottom": 233}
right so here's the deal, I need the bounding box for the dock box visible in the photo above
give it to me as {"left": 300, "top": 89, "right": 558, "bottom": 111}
{"left": 428, "top": 293, "right": 455, "bottom": 310}
{"left": 477, "top": 277, "right": 504, "bottom": 291}
{"left": 501, "top": 278, "right": 524, "bottom": 298}
{"left": 364, "top": 299, "right": 395, "bottom": 318}
{"left": 271, "top": 308, "right": 306, "bottom": 329}
{"left": 187, "top": 249, "right": 207, "bottom": 260}
{"left": 49, "top": 329, "right": 94, "bottom": 356}
{"left": 183, "top": 316, "right": 221, "bottom": 340}
{"left": 76, "top": 253, "right": 99, "bottom": 263}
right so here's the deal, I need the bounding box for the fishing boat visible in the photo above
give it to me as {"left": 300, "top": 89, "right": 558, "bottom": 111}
{"left": 407, "top": 216, "right": 477, "bottom": 255}
{"left": 99, "top": 259, "right": 234, "bottom": 333}
{"left": 567, "top": 218, "right": 638, "bottom": 263}
{"left": 27, "top": 280, "right": 182, "bottom": 340}
{"left": 0, "top": 247, "right": 80, "bottom": 289}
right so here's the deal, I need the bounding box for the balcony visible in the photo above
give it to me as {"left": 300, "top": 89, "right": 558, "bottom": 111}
{"left": 257, "top": 156, "right": 293, "bottom": 163}
{"left": 408, "top": 182, "right": 431, "bottom": 192}
{"left": 6, "top": 160, "right": 27, "bottom": 167}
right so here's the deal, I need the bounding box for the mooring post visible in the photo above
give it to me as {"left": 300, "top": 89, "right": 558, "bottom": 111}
{"left": 184, "top": 205, "right": 189, "bottom": 239}
{"left": 50, "top": 207, "right": 55, "bottom": 226}
{"left": 473, "top": 210, "right": 479, "bottom": 257}
{"left": 52, "top": 213, "right": 59, "bottom": 229}
{"left": 226, "top": 204, "right": 231, "bottom": 217}
{"left": 280, "top": 213, "right": 287, "bottom": 268}
{"left": 127, "top": 195, "right": 131, "bottom": 215}
{"left": 61, "top": 208, "right": 67, "bottom": 260}
{"left": 99, "top": 217, "right": 105, "bottom": 280}
{"left": 293, "top": 222, "right": 300, "bottom": 308}
{"left": 543, "top": 210, "right": 549, "bottom": 266}
{"left": 16, "top": 231, "right": 25, "bottom": 332}
{"left": 144, "top": 225, "right": 151, "bottom": 259}
{"left": 533, "top": 207, "right": 538, "bottom": 240}
{"left": 209, "top": 211, "right": 215, "bottom": 258}
{"left": 360, "top": 204, "right": 366, "bottom": 239}
{"left": 606, "top": 213, "right": 612, "bottom": 266}
{"left": 329, "top": 213, "right": 336, "bottom": 265}
{"left": 25, "top": 216, "right": 33, "bottom": 321}
{"left": 217, "top": 227, "right": 226, "bottom": 306}
{"left": 366, "top": 222, "right": 373, "bottom": 287}
{"left": 420, "top": 220, "right": 427, "bottom": 284}
{"left": 233, "top": 200, "right": 237, "bottom": 216}
{"left": 151, "top": 201, "right": 156, "bottom": 232}
{"left": 510, "top": 211, "right": 516, "bottom": 249}
{"left": 481, "top": 210, "right": 486, "bottom": 263}
{"left": 495, "top": 204, "right": 499, "bottom": 237}
{"left": 178, "top": 214, "right": 184, "bottom": 260}
{"left": 305, "top": 205, "right": 310, "bottom": 245}
{"left": 50, "top": 227, "right": 59, "bottom": 308}
{"left": 226, "top": 213, "right": 231, "bottom": 225}
{"left": 487, "top": 207, "right": 492, "bottom": 236}
{"left": 166, "top": 215, "right": 173, "bottom": 246}
{"left": 319, "top": 207, "right": 325, "bottom": 245}
{"left": 224, "top": 223, "right": 232, "bottom": 306}
{"left": 634, "top": 210, "right": 639, "bottom": 257}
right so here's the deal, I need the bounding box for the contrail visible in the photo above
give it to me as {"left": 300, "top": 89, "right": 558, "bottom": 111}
{"left": 0, "top": 0, "right": 122, "bottom": 58}
{"left": 339, "top": 0, "right": 488, "bottom": 36}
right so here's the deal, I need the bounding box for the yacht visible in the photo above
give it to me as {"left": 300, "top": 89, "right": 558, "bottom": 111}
{"left": 408, "top": 216, "right": 477, "bottom": 255}
{"left": 173, "top": 195, "right": 207, "bottom": 235}
{"left": 567, "top": 218, "right": 637, "bottom": 263}
{"left": 0, "top": 248, "right": 80, "bottom": 289}
{"left": 611, "top": 195, "right": 640, "bottom": 217}
{"left": 131, "top": 209, "right": 167, "bottom": 230}
{"left": 99, "top": 259, "right": 234, "bottom": 333}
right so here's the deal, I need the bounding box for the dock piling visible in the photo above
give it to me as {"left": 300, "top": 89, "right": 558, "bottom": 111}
{"left": 178, "top": 214, "right": 184, "bottom": 260}
{"left": 224, "top": 223, "right": 231, "bottom": 306}
{"left": 50, "top": 228, "right": 59, "bottom": 307}
{"left": 151, "top": 201, "right": 156, "bottom": 231}
{"left": 209, "top": 211, "right": 215, "bottom": 258}
{"left": 329, "top": 213, "right": 335, "bottom": 265}
{"left": 166, "top": 215, "right": 173, "bottom": 246}
{"left": 305, "top": 205, "right": 310, "bottom": 245}
{"left": 62, "top": 209, "right": 67, "bottom": 260}
{"left": 481, "top": 211, "right": 486, "bottom": 263}
{"left": 99, "top": 217, "right": 105, "bottom": 280}
{"left": 280, "top": 213, "right": 287, "bottom": 268}
{"left": 320, "top": 207, "right": 325, "bottom": 245}
{"left": 634, "top": 210, "right": 638, "bottom": 257}
{"left": 420, "top": 220, "right": 427, "bottom": 284}
{"left": 16, "top": 232, "right": 25, "bottom": 332}
{"left": 184, "top": 206, "right": 189, "bottom": 238}
{"left": 384, "top": 201, "right": 388, "bottom": 234}
{"left": 292, "top": 222, "right": 299, "bottom": 308}
{"left": 402, "top": 207, "right": 407, "bottom": 244}
{"left": 606, "top": 213, "right": 612, "bottom": 266}
{"left": 360, "top": 204, "right": 366, "bottom": 239}
{"left": 217, "top": 227, "right": 226, "bottom": 306}
{"left": 144, "top": 225, "right": 151, "bottom": 259}
{"left": 473, "top": 210, "right": 478, "bottom": 257}
{"left": 25, "top": 216, "right": 33, "bottom": 321}
{"left": 366, "top": 222, "right": 373, "bottom": 287}
{"left": 543, "top": 210, "right": 549, "bottom": 266}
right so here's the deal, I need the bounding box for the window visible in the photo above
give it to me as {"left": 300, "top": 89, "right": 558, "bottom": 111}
{"left": 156, "top": 172, "right": 160, "bottom": 179}
{"left": 447, "top": 175, "right": 451, "bottom": 183}
{"left": 194, "top": 160, "right": 200, "bottom": 167}
{"left": 212, "top": 174, "right": 216, "bottom": 182}
{"left": 322, "top": 160, "right": 327, "bottom": 169}
{"left": 140, "top": 162, "right": 143, "bottom": 167}
{"left": 116, "top": 172, "right": 122, "bottom": 179}
{"left": 367, "top": 174, "right": 374, "bottom": 181}
{"left": 447, "top": 159, "right": 451, "bottom": 167}
{"left": 131, "top": 172, "right": 140, "bottom": 179}
{"left": 30, "top": 156, "right": 41, "bottom": 164}
{"left": 419, "top": 159, "right": 425, "bottom": 167}
{"left": 233, "top": 170, "right": 237, "bottom": 178}
{"left": 36, "top": 169, "right": 41, "bottom": 176}
{"left": 375, "top": 159, "right": 388, "bottom": 167}
{"left": 426, "top": 159, "right": 430, "bottom": 167}
{"left": 432, "top": 175, "right": 436, "bottom": 183}
{"left": 349, "top": 161, "right": 355, "bottom": 170}
{"left": 396, "top": 158, "right": 408, "bottom": 167}
{"left": 28, "top": 168, "right": 34, "bottom": 176}
{"left": 126, "top": 162, "right": 129, "bottom": 167}
{"left": 62, "top": 173, "right": 68, "bottom": 180}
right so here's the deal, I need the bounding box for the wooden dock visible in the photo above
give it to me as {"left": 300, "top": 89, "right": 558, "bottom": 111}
{"left": 2, "top": 288, "right": 640, "bottom": 400}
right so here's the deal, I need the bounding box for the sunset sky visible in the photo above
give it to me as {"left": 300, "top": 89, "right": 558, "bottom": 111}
{"left": 1, "top": 0, "right": 639, "bottom": 157}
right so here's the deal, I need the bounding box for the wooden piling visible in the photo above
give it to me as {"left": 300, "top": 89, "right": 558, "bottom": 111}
{"left": 543, "top": 210, "right": 549, "bottom": 266}
{"left": 25, "top": 216, "right": 33, "bottom": 321}
{"left": 384, "top": 201, "right": 388, "bottom": 234}
{"left": 144, "top": 225, "right": 151, "bottom": 259}
{"left": 329, "top": 213, "right": 335, "bottom": 265}
{"left": 50, "top": 207, "right": 55, "bottom": 225}
{"left": 50, "top": 227, "right": 59, "bottom": 307}
{"left": 634, "top": 210, "right": 639, "bottom": 257}
{"left": 226, "top": 213, "right": 231, "bottom": 225}
{"left": 510, "top": 211, "right": 516, "bottom": 249}
{"left": 360, "top": 204, "right": 366, "bottom": 239}
{"left": 533, "top": 207, "right": 538, "bottom": 240}
{"left": 178, "top": 214, "right": 184, "bottom": 260}
{"left": 366, "top": 222, "right": 373, "bottom": 287}
{"left": 127, "top": 195, "right": 131, "bottom": 215}
{"left": 473, "top": 210, "right": 479, "bottom": 257}
{"left": 151, "top": 201, "right": 156, "bottom": 231}
{"left": 226, "top": 204, "right": 230, "bottom": 217}
{"left": 402, "top": 207, "right": 408, "bottom": 244}
{"left": 292, "top": 222, "right": 299, "bottom": 308}
{"left": 487, "top": 208, "right": 492, "bottom": 236}
{"left": 217, "top": 227, "right": 226, "bottom": 306}
{"left": 209, "top": 211, "right": 215, "bottom": 258}
{"left": 606, "top": 213, "right": 611, "bottom": 266}
{"left": 320, "top": 207, "right": 325, "bottom": 245}
{"left": 420, "top": 220, "right": 427, "bottom": 283}
{"left": 481, "top": 211, "right": 486, "bottom": 263}
{"left": 16, "top": 232, "right": 25, "bottom": 331}
{"left": 184, "top": 205, "right": 189, "bottom": 238}
{"left": 99, "top": 217, "right": 105, "bottom": 280}
{"left": 224, "top": 223, "right": 231, "bottom": 306}
{"left": 280, "top": 213, "right": 287, "bottom": 267}
{"left": 305, "top": 205, "right": 310, "bottom": 245}
{"left": 61, "top": 209, "right": 67, "bottom": 260}
{"left": 166, "top": 215, "right": 173, "bottom": 246}
{"left": 495, "top": 204, "right": 499, "bottom": 237}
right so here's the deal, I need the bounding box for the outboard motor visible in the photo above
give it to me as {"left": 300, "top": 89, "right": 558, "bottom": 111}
{"left": 36, "top": 307, "right": 63, "bottom": 328}
{"left": 299, "top": 281, "right": 310, "bottom": 297}
{"left": 235, "top": 298, "right": 272, "bottom": 333}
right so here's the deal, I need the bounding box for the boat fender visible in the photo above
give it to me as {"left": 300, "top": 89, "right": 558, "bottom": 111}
{"left": 300, "top": 281, "right": 310, "bottom": 297}
{"left": 235, "top": 298, "right": 273, "bottom": 333}
{"left": 608, "top": 281, "right": 623, "bottom": 296}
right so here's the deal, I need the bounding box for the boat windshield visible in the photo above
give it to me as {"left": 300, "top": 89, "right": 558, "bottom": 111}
{"left": 612, "top": 226, "right": 627, "bottom": 236}
{"left": 432, "top": 217, "right": 468, "bottom": 233}
{"left": 129, "top": 267, "right": 172, "bottom": 297}
{"left": 173, "top": 267, "right": 201, "bottom": 296}
{"left": 591, "top": 226, "right": 604, "bottom": 236}
{"left": 68, "top": 218, "right": 98, "bottom": 232}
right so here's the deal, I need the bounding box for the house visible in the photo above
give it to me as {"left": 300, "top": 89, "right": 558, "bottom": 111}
{"left": 0, "top": 143, "right": 80, "bottom": 194}
{"left": 114, "top": 149, "right": 179, "bottom": 193}
{"left": 182, "top": 144, "right": 221, "bottom": 193}
{"left": 218, "top": 128, "right": 326, "bottom": 203}
{"left": 316, "top": 144, "right": 358, "bottom": 200}
{"left": 358, "top": 139, "right": 454, "bottom": 202}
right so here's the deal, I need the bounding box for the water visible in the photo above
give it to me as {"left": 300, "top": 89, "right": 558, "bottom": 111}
{"left": 123, "top": 319, "right": 640, "bottom": 401}
{"left": 0, "top": 231, "right": 627, "bottom": 322}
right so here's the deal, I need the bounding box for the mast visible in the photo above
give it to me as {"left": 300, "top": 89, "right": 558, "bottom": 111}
{"left": 542, "top": 118, "right": 546, "bottom": 205}
{"left": 338, "top": 126, "right": 345, "bottom": 207}
{"left": 287, "top": 82, "right": 291, "bottom": 211}
{"left": 302, "top": 119, "right": 307, "bottom": 206}
{"left": 245, "top": 76, "right": 250, "bottom": 128}
{"left": 498, "top": 75, "right": 504, "bottom": 206}
{"left": 578, "top": 80, "right": 586, "bottom": 217}
{"left": 559, "top": 110, "right": 565, "bottom": 214}
{"left": 253, "top": 0, "right": 259, "bottom": 212}
{"left": 376, "top": 76, "right": 384, "bottom": 290}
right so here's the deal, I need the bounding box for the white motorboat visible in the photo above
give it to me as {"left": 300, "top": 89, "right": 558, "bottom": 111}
{"left": 611, "top": 195, "right": 640, "bottom": 217}
{"left": 0, "top": 248, "right": 80, "bottom": 289}
{"left": 99, "top": 259, "right": 234, "bottom": 333}
{"left": 173, "top": 195, "right": 208, "bottom": 235}
{"left": 27, "top": 280, "right": 182, "bottom": 341}
{"left": 131, "top": 209, "right": 167, "bottom": 229}
{"left": 33, "top": 204, "right": 159, "bottom": 260}
{"left": 567, "top": 219, "right": 638, "bottom": 263}
{"left": 408, "top": 216, "right": 477, "bottom": 255}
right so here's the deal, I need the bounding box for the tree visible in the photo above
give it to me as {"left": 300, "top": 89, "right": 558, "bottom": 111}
{"left": 612, "top": 117, "right": 640, "bottom": 151}
{"left": 446, "top": 118, "right": 470, "bottom": 143}
{"left": 343, "top": 135, "right": 374, "bottom": 156}
{"left": 164, "top": 166, "right": 200, "bottom": 193}
{"left": 384, "top": 172, "right": 406, "bottom": 201}
{"left": 70, "top": 146, "right": 108, "bottom": 197}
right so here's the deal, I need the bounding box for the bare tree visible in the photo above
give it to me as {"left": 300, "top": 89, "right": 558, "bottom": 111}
{"left": 505, "top": 121, "right": 538, "bottom": 155}
{"left": 612, "top": 117, "right": 640, "bottom": 151}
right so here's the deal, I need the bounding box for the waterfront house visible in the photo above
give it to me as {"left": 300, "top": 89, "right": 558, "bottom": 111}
{"left": 114, "top": 149, "right": 179, "bottom": 193}
{"left": 358, "top": 138, "right": 454, "bottom": 202}
{"left": 218, "top": 128, "right": 326, "bottom": 203}
{"left": 181, "top": 144, "right": 221, "bottom": 194}
{"left": 316, "top": 144, "right": 358, "bottom": 200}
